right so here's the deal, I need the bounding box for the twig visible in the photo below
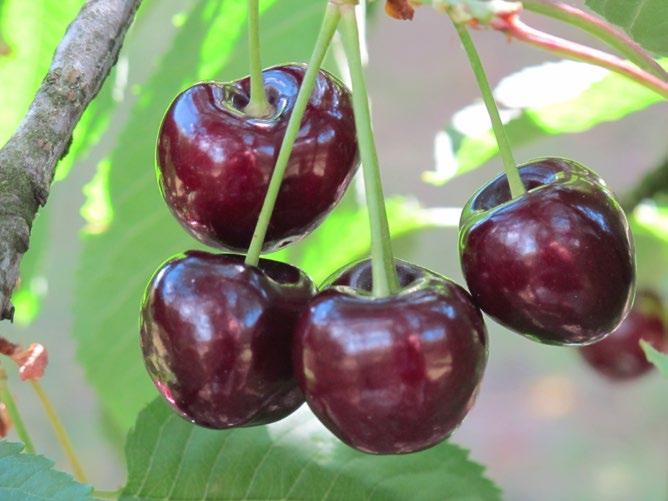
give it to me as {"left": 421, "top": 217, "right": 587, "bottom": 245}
{"left": 490, "top": 14, "right": 668, "bottom": 99}
{"left": 0, "top": 0, "right": 142, "bottom": 321}
{"left": 522, "top": 0, "right": 667, "bottom": 81}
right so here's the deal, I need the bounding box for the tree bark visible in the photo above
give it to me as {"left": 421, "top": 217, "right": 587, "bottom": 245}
{"left": 0, "top": 0, "right": 141, "bottom": 321}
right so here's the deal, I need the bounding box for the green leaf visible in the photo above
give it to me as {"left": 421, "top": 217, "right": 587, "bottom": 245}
{"left": 424, "top": 59, "right": 666, "bottom": 185}
{"left": 585, "top": 0, "right": 668, "bottom": 56}
{"left": 640, "top": 341, "right": 668, "bottom": 377}
{"left": 121, "top": 399, "right": 501, "bottom": 500}
{"left": 73, "top": 0, "right": 341, "bottom": 432}
{"left": 0, "top": 441, "right": 92, "bottom": 500}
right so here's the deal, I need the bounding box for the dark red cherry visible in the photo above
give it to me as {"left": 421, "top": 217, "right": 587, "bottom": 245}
{"left": 459, "top": 157, "right": 635, "bottom": 346}
{"left": 293, "top": 259, "right": 488, "bottom": 454}
{"left": 157, "top": 64, "right": 358, "bottom": 251}
{"left": 140, "top": 251, "right": 315, "bottom": 428}
{"left": 579, "top": 290, "right": 667, "bottom": 380}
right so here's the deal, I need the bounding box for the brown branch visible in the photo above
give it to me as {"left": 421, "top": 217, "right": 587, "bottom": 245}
{"left": 0, "top": 0, "right": 141, "bottom": 321}
{"left": 522, "top": 0, "right": 668, "bottom": 82}
{"left": 490, "top": 14, "right": 668, "bottom": 99}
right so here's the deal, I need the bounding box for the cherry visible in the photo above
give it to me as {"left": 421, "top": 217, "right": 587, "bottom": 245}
{"left": 459, "top": 157, "right": 635, "bottom": 346}
{"left": 140, "top": 251, "right": 315, "bottom": 428}
{"left": 157, "top": 64, "right": 358, "bottom": 252}
{"left": 293, "top": 259, "right": 488, "bottom": 454}
{"left": 579, "top": 290, "right": 668, "bottom": 380}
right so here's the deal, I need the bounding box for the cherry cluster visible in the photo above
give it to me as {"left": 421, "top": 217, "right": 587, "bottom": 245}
{"left": 139, "top": 60, "right": 640, "bottom": 455}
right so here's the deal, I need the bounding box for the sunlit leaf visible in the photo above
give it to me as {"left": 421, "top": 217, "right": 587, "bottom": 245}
{"left": 0, "top": 441, "right": 92, "bottom": 500}
{"left": 425, "top": 59, "right": 667, "bottom": 185}
{"left": 586, "top": 0, "right": 668, "bottom": 55}
{"left": 120, "top": 399, "right": 502, "bottom": 500}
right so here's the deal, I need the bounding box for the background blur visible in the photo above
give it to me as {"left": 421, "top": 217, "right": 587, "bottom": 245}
{"left": 1, "top": 1, "right": 667, "bottom": 499}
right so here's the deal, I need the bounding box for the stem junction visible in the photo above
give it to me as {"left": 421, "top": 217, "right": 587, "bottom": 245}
{"left": 245, "top": 0, "right": 272, "bottom": 117}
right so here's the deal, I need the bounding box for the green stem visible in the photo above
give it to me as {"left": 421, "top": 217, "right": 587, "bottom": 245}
{"left": 0, "top": 365, "right": 35, "bottom": 453}
{"left": 30, "top": 381, "right": 88, "bottom": 483}
{"left": 245, "top": 3, "right": 341, "bottom": 266}
{"left": 339, "top": 4, "right": 399, "bottom": 297}
{"left": 244, "top": 0, "right": 271, "bottom": 117}
{"left": 522, "top": 0, "right": 667, "bottom": 82}
{"left": 453, "top": 21, "right": 525, "bottom": 198}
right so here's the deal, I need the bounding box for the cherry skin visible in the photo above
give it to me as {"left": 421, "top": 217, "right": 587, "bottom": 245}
{"left": 140, "top": 251, "right": 316, "bottom": 428}
{"left": 157, "top": 64, "right": 358, "bottom": 252}
{"left": 459, "top": 157, "right": 635, "bottom": 346}
{"left": 579, "top": 290, "right": 668, "bottom": 380}
{"left": 293, "top": 259, "right": 488, "bottom": 454}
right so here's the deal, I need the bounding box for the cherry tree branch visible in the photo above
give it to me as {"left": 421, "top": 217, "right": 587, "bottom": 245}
{"left": 521, "top": 0, "right": 667, "bottom": 81}
{"left": 0, "top": 0, "right": 141, "bottom": 321}
{"left": 490, "top": 14, "right": 668, "bottom": 99}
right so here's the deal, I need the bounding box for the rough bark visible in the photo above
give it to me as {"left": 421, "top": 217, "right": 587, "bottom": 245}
{"left": 0, "top": 0, "right": 141, "bottom": 321}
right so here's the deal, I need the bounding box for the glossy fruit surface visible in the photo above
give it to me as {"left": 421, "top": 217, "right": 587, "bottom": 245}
{"left": 157, "top": 64, "right": 358, "bottom": 251}
{"left": 580, "top": 290, "right": 667, "bottom": 380}
{"left": 140, "top": 251, "right": 315, "bottom": 428}
{"left": 459, "top": 157, "right": 635, "bottom": 346}
{"left": 293, "top": 259, "right": 488, "bottom": 454}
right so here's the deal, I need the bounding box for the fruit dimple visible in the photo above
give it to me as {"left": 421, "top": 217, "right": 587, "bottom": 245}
{"left": 327, "top": 259, "right": 423, "bottom": 292}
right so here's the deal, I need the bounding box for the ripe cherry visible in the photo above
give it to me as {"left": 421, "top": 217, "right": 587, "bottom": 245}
{"left": 293, "top": 259, "right": 488, "bottom": 454}
{"left": 140, "top": 251, "right": 315, "bottom": 428}
{"left": 157, "top": 64, "right": 358, "bottom": 252}
{"left": 579, "top": 290, "right": 667, "bottom": 380}
{"left": 459, "top": 158, "right": 635, "bottom": 346}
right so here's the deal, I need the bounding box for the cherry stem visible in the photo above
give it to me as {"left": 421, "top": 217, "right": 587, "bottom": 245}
{"left": 244, "top": 0, "right": 272, "bottom": 118}
{"left": 244, "top": 3, "right": 342, "bottom": 266}
{"left": 30, "top": 380, "right": 88, "bottom": 483}
{"left": 339, "top": 3, "right": 399, "bottom": 297}
{"left": 491, "top": 14, "right": 668, "bottom": 100}
{"left": 522, "top": 0, "right": 667, "bottom": 82}
{"left": 453, "top": 21, "right": 526, "bottom": 199}
{"left": 0, "top": 364, "right": 35, "bottom": 454}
